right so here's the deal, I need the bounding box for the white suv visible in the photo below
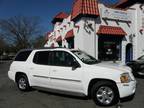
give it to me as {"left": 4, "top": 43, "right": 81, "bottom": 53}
{"left": 8, "top": 48, "right": 136, "bottom": 106}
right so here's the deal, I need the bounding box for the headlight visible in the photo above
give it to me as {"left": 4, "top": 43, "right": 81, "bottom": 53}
{"left": 120, "top": 73, "right": 132, "bottom": 83}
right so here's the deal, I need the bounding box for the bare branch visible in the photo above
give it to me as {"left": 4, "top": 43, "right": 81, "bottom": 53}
{"left": 0, "top": 16, "right": 41, "bottom": 50}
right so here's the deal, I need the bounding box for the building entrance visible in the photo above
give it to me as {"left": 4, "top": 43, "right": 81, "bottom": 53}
{"left": 126, "top": 43, "right": 133, "bottom": 63}
{"left": 98, "top": 35, "right": 122, "bottom": 61}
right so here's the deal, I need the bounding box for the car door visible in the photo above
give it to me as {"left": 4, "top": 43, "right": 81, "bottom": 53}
{"left": 29, "top": 51, "right": 52, "bottom": 88}
{"left": 49, "top": 51, "right": 83, "bottom": 93}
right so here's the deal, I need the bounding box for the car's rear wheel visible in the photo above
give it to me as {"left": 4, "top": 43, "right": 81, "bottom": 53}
{"left": 16, "top": 75, "right": 30, "bottom": 91}
{"left": 91, "top": 81, "right": 119, "bottom": 106}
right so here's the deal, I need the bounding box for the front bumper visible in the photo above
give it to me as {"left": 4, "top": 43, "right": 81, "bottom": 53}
{"left": 8, "top": 70, "right": 15, "bottom": 81}
{"left": 137, "top": 71, "right": 144, "bottom": 76}
{"left": 117, "top": 80, "right": 137, "bottom": 98}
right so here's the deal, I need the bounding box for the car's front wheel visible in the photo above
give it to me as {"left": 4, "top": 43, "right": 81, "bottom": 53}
{"left": 16, "top": 74, "right": 31, "bottom": 91}
{"left": 91, "top": 81, "right": 119, "bottom": 106}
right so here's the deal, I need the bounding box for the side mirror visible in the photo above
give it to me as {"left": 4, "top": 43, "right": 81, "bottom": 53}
{"left": 72, "top": 61, "right": 80, "bottom": 70}
{"left": 97, "top": 60, "right": 101, "bottom": 63}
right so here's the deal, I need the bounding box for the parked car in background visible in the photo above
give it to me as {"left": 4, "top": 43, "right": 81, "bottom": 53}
{"left": 0, "top": 54, "right": 15, "bottom": 61}
{"left": 8, "top": 48, "right": 136, "bottom": 106}
{"left": 0, "top": 55, "right": 10, "bottom": 60}
{"left": 127, "top": 55, "right": 144, "bottom": 77}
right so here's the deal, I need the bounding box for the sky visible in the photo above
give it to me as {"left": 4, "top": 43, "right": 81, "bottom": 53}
{"left": 0, "top": 0, "right": 119, "bottom": 34}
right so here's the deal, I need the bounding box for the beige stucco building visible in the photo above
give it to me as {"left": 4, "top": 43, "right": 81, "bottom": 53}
{"left": 45, "top": 0, "right": 144, "bottom": 64}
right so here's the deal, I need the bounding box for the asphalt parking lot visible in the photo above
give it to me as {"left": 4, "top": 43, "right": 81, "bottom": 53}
{"left": 0, "top": 61, "right": 144, "bottom": 108}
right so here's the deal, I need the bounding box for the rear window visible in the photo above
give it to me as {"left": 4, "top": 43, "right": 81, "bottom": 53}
{"left": 14, "top": 50, "right": 32, "bottom": 61}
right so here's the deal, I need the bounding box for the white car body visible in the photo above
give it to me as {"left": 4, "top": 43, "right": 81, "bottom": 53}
{"left": 8, "top": 48, "right": 136, "bottom": 104}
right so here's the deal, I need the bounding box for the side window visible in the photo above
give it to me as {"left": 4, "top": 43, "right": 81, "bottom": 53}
{"left": 14, "top": 50, "right": 32, "bottom": 61}
{"left": 33, "top": 51, "right": 52, "bottom": 65}
{"left": 53, "top": 51, "right": 75, "bottom": 67}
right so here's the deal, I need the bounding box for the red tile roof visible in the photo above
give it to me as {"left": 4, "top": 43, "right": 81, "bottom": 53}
{"left": 56, "top": 36, "right": 62, "bottom": 42}
{"left": 54, "top": 12, "right": 69, "bottom": 19}
{"left": 45, "top": 32, "right": 51, "bottom": 41}
{"left": 97, "top": 25, "right": 127, "bottom": 36}
{"left": 71, "top": 0, "right": 99, "bottom": 21}
{"left": 52, "top": 12, "right": 69, "bottom": 24}
{"left": 65, "top": 29, "right": 74, "bottom": 39}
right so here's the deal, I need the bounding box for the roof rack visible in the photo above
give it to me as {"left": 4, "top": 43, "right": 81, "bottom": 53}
{"left": 17, "top": 47, "right": 68, "bottom": 52}
{"left": 38, "top": 47, "right": 67, "bottom": 49}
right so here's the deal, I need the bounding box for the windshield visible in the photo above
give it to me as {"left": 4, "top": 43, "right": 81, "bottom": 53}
{"left": 72, "top": 50, "right": 100, "bottom": 65}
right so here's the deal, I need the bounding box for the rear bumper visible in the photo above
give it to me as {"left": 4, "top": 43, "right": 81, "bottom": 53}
{"left": 117, "top": 80, "right": 137, "bottom": 98}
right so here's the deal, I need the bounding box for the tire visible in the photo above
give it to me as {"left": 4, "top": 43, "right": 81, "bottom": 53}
{"left": 91, "top": 81, "right": 119, "bottom": 106}
{"left": 16, "top": 74, "right": 31, "bottom": 91}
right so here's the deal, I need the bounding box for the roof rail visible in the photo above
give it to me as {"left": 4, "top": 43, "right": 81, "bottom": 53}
{"left": 17, "top": 47, "right": 68, "bottom": 52}
{"left": 39, "top": 47, "right": 66, "bottom": 49}
{"left": 38, "top": 47, "right": 65, "bottom": 49}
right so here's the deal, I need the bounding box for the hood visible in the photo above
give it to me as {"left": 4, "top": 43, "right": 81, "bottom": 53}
{"left": 94, "top": 63, "right": 131, "bottom": 73}
{"left": 88, "top": 63, "right": 135, "bottom": 81}
{"left": 134, "top": 60, "right": 144, "bottom": 64}
{"left": 127, "top": 60, "right": 144, "bottom": 65}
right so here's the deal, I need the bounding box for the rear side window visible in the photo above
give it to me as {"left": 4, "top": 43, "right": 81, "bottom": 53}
{"left": 14, "top": 50, "right": 32, "bottom": 61}
{"left": 33, "top": 51, "right": 52, "bottom": 65}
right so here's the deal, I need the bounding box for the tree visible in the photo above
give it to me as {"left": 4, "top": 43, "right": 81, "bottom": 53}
{"left": 0, "top": 37, "right": 7, "bottom": 55}
{"left": 0, "top": 16, "right": 41, "bottom": 51}
{"left": 32, "top": 35, "right": 45, "bottom": 48}
{"left": 0, "top": 37, "right": 16, "bottom": 55}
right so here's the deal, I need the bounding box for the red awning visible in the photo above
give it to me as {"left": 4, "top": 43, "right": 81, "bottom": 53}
{"left": 56, "top": 36, "right": 62, "bottom": 42}
{"left": 65, "top": 30, "right": 74, "bottom": 39}
{"left": 97, "top": 25, "right": 127, "bottom": 36}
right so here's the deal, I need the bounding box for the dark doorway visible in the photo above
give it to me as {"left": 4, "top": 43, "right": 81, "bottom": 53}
{"left": 126, "top": 43, "right": 133, "bottom": 63}
{"left": 57, "top": 41, "right": 62, "bottom": 47}
{"left": 98, "top": 35, "right": 122, "bottom": 61}
{"left": 66, "top": 37, "right": 74, "bottom": 49}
